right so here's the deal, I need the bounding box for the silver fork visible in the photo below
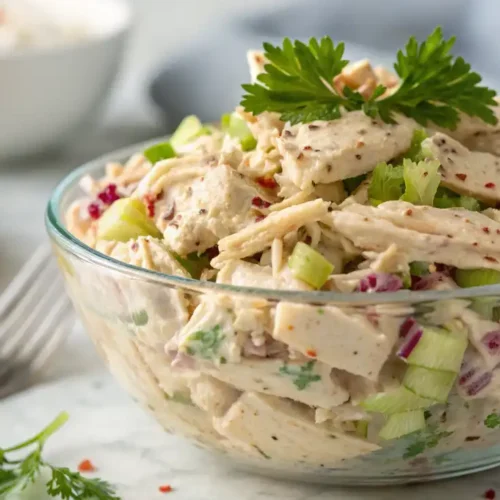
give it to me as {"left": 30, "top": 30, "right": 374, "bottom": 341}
{"left": 0, "top": 245, "right": 75, "bottom": 399}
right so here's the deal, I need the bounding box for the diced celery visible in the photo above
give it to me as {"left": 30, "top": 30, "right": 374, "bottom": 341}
{"left": 405, "top": 129, "right": 429, "bottom": 161}
{"left": 220, "top": 113, "right": 231, "bottom": 131}
{"left": 400, "top": 159, "right": 441, "bottom": 206}
{"left": 361, "top": 387, "right": 435, "bottom": 414}
{"left": 403, "top": 366, "right": 456, "bottom": 403}
{"left": 368, "top": 162, "right": 404, "bottom": 206}
{"left": 406, "top": 327, "right": 467, "bottom": 373}
{"left": 355, "top": 420, "right": 369, "bottom": 438}
{"left": 171, "top": 115, "right": 210, "bottom": 148}
{"left": 410, "top": 261, "right": 430, "bottom": 277}
{"left": 470, "top": 297, "right": 500, "bottom": 321}
{"left": 379, "top": 410, "right": 426, "bottom": 440}
{"left": 173, "top": 252, "right": 211, "bottom": 280}
{"left": 455, "top": 268, "right": 500, "bottom": 288}
{"left": 97, "top": 198, "right": 162, "bottom": 242}
{"left": 288, "top": 242, "right": 334, "bottom": 289}
{"left": 228, "top": 113, "right": 257, "bottom": 151}
{"left": 144, "top": 142, "right": 176, "bottom": 164}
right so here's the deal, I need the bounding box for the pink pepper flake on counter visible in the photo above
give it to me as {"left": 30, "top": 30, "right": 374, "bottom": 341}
{"left": 484, "top": 488, "right": 496, "bottom": 499}
{"left": 159, "top": 484, "right": 173, "bottom": 493}
{"left": 485, "top": 182, "right": 496, "bottom": 189}
{"left": 77, "top": 459, "right": 96, "bottom": 473}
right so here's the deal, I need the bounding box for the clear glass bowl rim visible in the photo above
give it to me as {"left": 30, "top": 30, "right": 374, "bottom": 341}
{"left": 45, "top": 137, "right": 500, "bottom": 305}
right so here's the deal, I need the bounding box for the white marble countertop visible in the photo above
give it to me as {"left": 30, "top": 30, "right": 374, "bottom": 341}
{"left": 1, "top": 1, "right": 500, "bottom": 498}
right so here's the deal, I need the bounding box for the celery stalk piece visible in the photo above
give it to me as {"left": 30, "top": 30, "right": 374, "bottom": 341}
{"left": 228, "top": 113, "right": 257, "bottom": 151}
{"left": 220, "top": 113, "right": 231, "bottom": 131}
{"left": 97, "top": 198, "right": 162, "bottom": 242}
{"left": 368, "top": 162, "right": 404, "bottom": 206}
{"left": 403, "top": 365, "right": 456, "bottom": 403}
{"left": 455, "top": 268, "right": 500, "bottom": 288}
{"left": 400, "top": 159, "right": 441, "bottom": 206}
{"left": 361, "top": 387, "right": 435, "bottom": 414}
{"left": 406, "top": 327, "right": 468, "bottom": 373}
{"left": 288, "top": 242, "right": 334, "bottom": 289}
{"left": 170, "top": 115, "right": 209, "bottom": 148}
{"left": 378, "top": 410, "right": 426, "bottom": 440}
{"left": 405, "top": 129, "right": 429, "bottom": 161}
{"left": 144, "top": 142, "right": 176, "bottom": 164}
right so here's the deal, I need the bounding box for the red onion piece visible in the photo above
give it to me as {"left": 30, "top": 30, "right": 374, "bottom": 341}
{"left": 411, "top": 272, "right": 447, "bottom": 291}
{"left": 458, "top": 351, "right": 493, "bottom": 397}
{"left": 482, "top": 331, "right": 500, "bottom": 355}
{"left": 465, "top": 372, "right": 493, "bottom": 397}
{"left": 357, "top": 273, "right": 403, "bottom": 293}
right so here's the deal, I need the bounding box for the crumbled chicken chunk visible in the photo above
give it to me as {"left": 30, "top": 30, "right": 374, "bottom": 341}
{"left": 273, "top": 303, "right": 399, "bottom": 380}
{"left": 424, "top": 133, "right": 500, "bottom": 204}
{"left": 276, "top": 111, "right": 416, "bottom": 189}
{"left": 331, "top": 201, "right": 500, "bottom": 270}
{"left": 189, "top": 375, "right": 241, "bottom": 416}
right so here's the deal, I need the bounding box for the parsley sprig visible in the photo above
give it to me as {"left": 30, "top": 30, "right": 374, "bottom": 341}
{"left": 0, "top": 412, "right": 120, "bottom": 499}
{"left": 241, "top": 27, "right": 498, "bottom": 129}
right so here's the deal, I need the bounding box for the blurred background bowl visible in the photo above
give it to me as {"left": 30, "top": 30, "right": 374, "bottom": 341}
{"left": 0, "top": 0, "right": 132, "bottom": 161}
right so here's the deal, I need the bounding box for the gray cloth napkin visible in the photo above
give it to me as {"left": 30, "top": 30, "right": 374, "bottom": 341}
{"left": 150, "top": 0, "right": 499, "bottom": 130}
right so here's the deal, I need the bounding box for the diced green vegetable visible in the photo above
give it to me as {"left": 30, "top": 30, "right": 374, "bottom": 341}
{"left": 343, "top": 174, "right": 367, "bottom": 195}
{"left": 433, "top": 187, "right": 482, "bottom": 211}
{"left": 485, "top": 413, "right": 500, "bottom": 429}
{"left": 355, "top": 420, "right": 369, "bottom": 438}
{"left": 170, "top": 115, "right": 210, "bottom": 148}
{"left": 288, "top": 242, "right": 334, "bottom": 289}
{"left": 379, "top": 410, "right": 426, "bottom": 440}
{"left": 405, "top": 129, "right": 429, "bottom": 161}
{"left": 227, "top": 113, "right": 257, "bottom": 151}
{"left": 403, "top": 365, "right": 457, "bottom": 402}
{"left": 410, "top": 261, "right": 430, "bottom": 277}
{"left": 455, "top": 268, "right": 500, "bottom": 288}
{"left": 97, "top": 198, "right": 162, "bottom": 242}
{"left": 173, "top": 252, "right": 211, "bottom": 280}
{"left": 406, "top": 327, "right": 467, "bottom": 373}
{"left": 183, "top": 324, "right": 225, "bottom": 360}
{"left": 400, "top": 159, "right": 441, "bottom": 206}
{"left": 470, "top": 297, "right": 500, "bottom": 321}
{"left": 143, "top": 141, "right": 176, "bottom": 164}
{"left": 221, "top": 113, "right": 231, "bottom": 131}
{"left": 361, "top": 387, "right": 435, "bottom": 414}
{"left": 279, "top": 361, "right": 322, "bottom": 390}
{"left": 368, "top": 162, "right": 404, "bottom": 206}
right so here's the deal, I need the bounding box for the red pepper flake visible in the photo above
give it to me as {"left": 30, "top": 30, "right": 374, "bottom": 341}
{"left": 485, "top": 256, "right": 498, "bottom": 263}
{"left": 473, "top": 242, "right": 478, "bottom": 247}
{"left": 287, "top": 325, "right": 295, "bottom": 331}
{"left": 87, "top": 202, "right": 101, "bottom": 220}
{"left": 143, "top": 193, "right": 158, "bottom": 218}
{"left": 251, "top": 196, "right": 271, "bottom": 209}
{"left": 485, "top": 182, "right": 496, "bottom": 189}
{"left": 303, "top": 145, "right": 312, "bottom": 151}
{"left": 255, "top": 215, "right": 266, "bottom": 222}
{"left": 483, "top": 227, "right": 491, "bottom": 234}
{"left": 484, "top": 489, "right": 496, "bottom": 499}
{"left": 257, "top": 176, "right": 278, "bottom": 190}
{"left": 455, "top": 173, "right": 467, "bottom": 181}
{"left": 159, "top": 484, "right": 173, "bottom": 493}
{"left": 78, "top": 459, "right": 96, "bottom": 473}
{"left": 405, "top": 209, "right": 413, "bottom": 216}
{"left": 306, "top": 349, "right": 317, "bottom": 358}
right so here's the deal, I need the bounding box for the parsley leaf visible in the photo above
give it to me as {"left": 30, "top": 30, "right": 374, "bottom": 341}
{"left": 485, "top": 413, "right": 500, "bottom": 429}
{"left": 403, "top": 429, "right": 453, "bottom": 459}
{"left": 130, "top": 310, "right": 148, "bottom": 327}
{"left": 279, "top": 361, "right": 322, "bottom": 390}
{"left": 184, "top": 324, "right": 225, "bottom": 360}
{"left": 0, "top": 412, "right": 120, "bottom": 499}
{"left": 241, "top": 28, "right": 497, "bottom": 129}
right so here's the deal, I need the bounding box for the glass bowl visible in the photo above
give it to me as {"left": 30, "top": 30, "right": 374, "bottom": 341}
{"left": 46, "top": 140, "right": 500, "bottom": 486}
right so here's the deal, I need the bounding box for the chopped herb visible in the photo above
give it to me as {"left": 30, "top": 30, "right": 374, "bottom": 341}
{"left": 485, "top": 413, "right": 500, "bottom": 429}
{"left": 0, "top": 412, "right": 120, "bottom": 499}
{"left": 184, "top": 325, "right": 225, "bottom": 360}
{"left": 173, "top": 251, "right": 211, "bottom": 279}
{"left": 253, "top": 446, "right": 271, "bottom": 460}
{"left": 279, "top": 361, "right": 322, "bottom": 390}
{"left": 131, "top": 310, "right": 148, "bottom": 327}
{"left": 403, "top": 429, "right": 453, "bottom": 459}
{"left": 317, "top": 308, "right": 325, "bottom": 315}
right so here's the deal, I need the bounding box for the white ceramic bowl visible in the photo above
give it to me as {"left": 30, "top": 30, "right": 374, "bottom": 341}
{"left": 0, "top": 0, "right": 132, "bottom": 160}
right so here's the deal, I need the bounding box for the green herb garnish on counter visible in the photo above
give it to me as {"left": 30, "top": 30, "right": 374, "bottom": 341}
{"left": 0, "top": 412, "right": 120, "bottom": 499}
